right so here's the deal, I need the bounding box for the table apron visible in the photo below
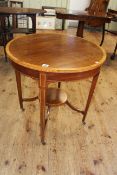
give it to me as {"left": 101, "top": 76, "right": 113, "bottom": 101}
{"left": 11, "top": 61, "right": 101, "bottom": 82}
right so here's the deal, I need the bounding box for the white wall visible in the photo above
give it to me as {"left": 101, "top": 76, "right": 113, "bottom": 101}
{"left": 69, "top": 0, "right": 90, "bottom": 11}
{"left": 23, "top": 0, "right": 68, "bottom": 8}
{"left": 68, "top": 0, "right": 90, "bottom": 27}
{"left": 108, "top": 0, "right": 117, "bottom": 10}
{"left": 107, "top": 0, "right": 117, "bottom": 31}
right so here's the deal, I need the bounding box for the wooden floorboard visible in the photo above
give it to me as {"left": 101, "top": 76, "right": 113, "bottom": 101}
{"left": 0, "top": 28, "right": 117, "bottom": 175}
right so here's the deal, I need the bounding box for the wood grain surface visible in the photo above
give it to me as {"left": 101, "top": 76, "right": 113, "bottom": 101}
{"left": 6, "top": 33, "right": 106, "bottom": 73}
{"left": 0, "top": 7, "right": 45, "bottom": 15}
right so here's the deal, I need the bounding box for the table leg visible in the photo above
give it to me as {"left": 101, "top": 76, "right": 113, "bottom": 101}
{"left": 62, "top": 19, "right": 65, "bottom": 30}
{"left": 12, "top": 14, "right": 17, "bottom": 30}
{"left": 82, "top": 72, "right": 100, "bottom": 124}
{"left": 58, "top": 82, "right": 61, "bottom": 88}
{"left": 39, "top": 73, "right": 47, "bottom": 144}
{"left": 15, "top": 70, "right": 24, "bottom": 110}
{"left": 30, "top": 14, "right": 36, "bottom": 33}
{"left": 77, "top": 21, "right": 85, "bottom": 37}
{"left": 100, "top": 24, "right": 105, "bottom": 46}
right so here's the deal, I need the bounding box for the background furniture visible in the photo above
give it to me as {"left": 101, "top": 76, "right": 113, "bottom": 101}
{"left": 9, "top": 0, "right": 25, "bottom": 31}
{"left": 6, "top": 33, "right": 106, "bottom": 144}
{"left": 0, "top": 7, "right": 45, "bottom": 60}
{"left": 85, "top": 0, "right": 110, "bottom": 45}
{"left": 0, "top": 7, "right": 45, "bottom": 34}
{"left": 56, "top": 0, "right": 111, "bottom": 46}
{"left": 42, "top": 6, "right": 66, "bottom": 30}
{"left": 0, "top": 15, "right": 13, "bottom": 60}
{"left": 9, "top": 0, "right": 30, "bottom": 33}
{"left": 56, "top": 9, "right": 111, "bottom": 42}
{"left": 107, "top": 9, "right": 117, "bottom": 60}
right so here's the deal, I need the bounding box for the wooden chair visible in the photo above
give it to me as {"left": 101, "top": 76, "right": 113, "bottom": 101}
{"left": 85, "top": 0, "right": 110, "bottom": 45}
{"left": 0, "top": 15, "right": 13, "bottom": 61}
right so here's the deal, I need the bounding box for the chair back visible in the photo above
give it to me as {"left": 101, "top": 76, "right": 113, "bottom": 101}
{"left": 86, "top": 0, "right": 110, "bottom": 27}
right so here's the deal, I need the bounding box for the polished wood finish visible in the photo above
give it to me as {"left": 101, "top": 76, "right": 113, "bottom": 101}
{"left": 6, "top": 33, "right": 106, "bottom": 73}
{"left": 6, "top": 33, "right": 106, "bottom": 143}
{"left": 0, "top": 7, "right": 45, "bottom": 33}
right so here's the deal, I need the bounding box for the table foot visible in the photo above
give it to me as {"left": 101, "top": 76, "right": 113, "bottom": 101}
{"left": 82, "top": 120, "right": 86, "bottom": 125}
{"left": 21, "top": 107, "right": 25, "bottom": 111}
{"left": 41, "top": 139, "right": 46, "bottom": 145}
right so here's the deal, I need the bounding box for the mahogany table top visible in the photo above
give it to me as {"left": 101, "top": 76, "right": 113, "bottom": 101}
{"left": 0, "top": 7, "right": 45, "bottom": 15}
{"left": 6, "top": 33, "right": 106, "bottom": 73}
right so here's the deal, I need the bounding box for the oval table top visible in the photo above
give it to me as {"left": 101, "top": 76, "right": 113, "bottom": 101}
{"left": 6, "top": 33, "right": 106, "bottom": 73}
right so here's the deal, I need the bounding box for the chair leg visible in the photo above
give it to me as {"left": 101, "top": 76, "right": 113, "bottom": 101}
{"left": 100, "top": 24, "right": 105, "bottom": 46}
{"left": 2, "top": 34, "right": 7, "bottom": 61}
{"left": 62, "top": 19, "right": 65, "bottom": 30}
{"left": 3, "top": 45, "right": 7, "bottom": 62}
{"left": 111, "top": 43, "right": 117, "bottom": 60}
{"left": 58, "top": 82, "right": 61, "bottom": 88}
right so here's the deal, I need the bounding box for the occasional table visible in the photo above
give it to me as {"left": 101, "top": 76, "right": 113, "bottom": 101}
{"left": 6, "top": 33, "right": 106, "bottom": 144}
